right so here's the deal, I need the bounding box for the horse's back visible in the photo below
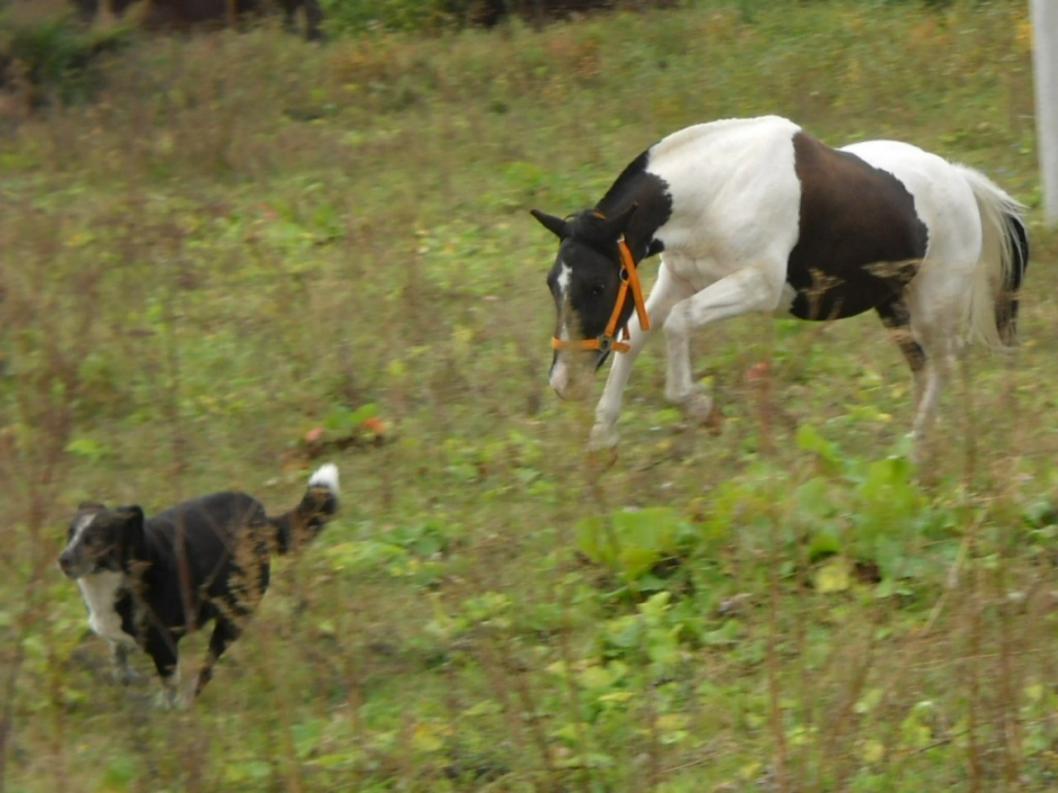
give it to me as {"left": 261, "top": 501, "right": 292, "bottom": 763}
{"left": 839, "top": 139, "right": 982, "bottom": 264}
{"left": 648, "top": 115, "right": 804, "bottom": 260}
{"left": 645, "top": 118, "right": 987, "bottom": 322}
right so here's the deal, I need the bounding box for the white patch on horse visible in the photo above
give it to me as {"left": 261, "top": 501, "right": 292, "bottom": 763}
{"left": 550, "top": 262, "right": 579, "bottom": 396}
{"left": 553, "top": 261, "right": 575, "bottom": 352}
{"left": 557, "top": 262, "right": 572, "bottom": 299}
{"left": 774, "top": 282, "right": 798, "bottom": 316}
{"left": 77, "top": 571, "right": 134, "bottom": 645}
{"left": 549, "top": 359, "right": 572, "bottom": 395}
{"left": 645, "top": 115, "right": 802, "bottom": 305}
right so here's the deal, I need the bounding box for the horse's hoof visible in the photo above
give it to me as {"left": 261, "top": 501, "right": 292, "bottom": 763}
{"left": 680, "top": 391, "right": 721, "bottom": 432}
{"left": 588, "top": 423, "right": 619, "bottom": 453}
{"left": 586, "top": 444, "right": 619, "bottom": 471}
{"left": 682, "top": 391, "right": 713, "bottom": 420}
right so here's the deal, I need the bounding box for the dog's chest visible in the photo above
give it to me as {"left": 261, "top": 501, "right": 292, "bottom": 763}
{"left": 77, "top": 572, "right": 135, "bottom": 645}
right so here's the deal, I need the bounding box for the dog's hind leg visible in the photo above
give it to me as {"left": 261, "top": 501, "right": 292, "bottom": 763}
{"left": 195, "top": 617, "right": 241, "bottom": 697}
{"left": 145, "top": 630, "right": 182, "bottom": 708}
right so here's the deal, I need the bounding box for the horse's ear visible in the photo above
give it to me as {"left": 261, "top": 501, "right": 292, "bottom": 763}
{"left": 600, "top": 202, "right": 638, "bottom": 240}
{"left": 530, "top": 209, "right": 570, "bottom": 240}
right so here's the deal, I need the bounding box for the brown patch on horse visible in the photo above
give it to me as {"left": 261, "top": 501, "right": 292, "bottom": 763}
{"left": 876, "top": 296, "right": 925, "bottom": 374}
{"left": 787, "top": 132, "right": 928, "bottom": 321}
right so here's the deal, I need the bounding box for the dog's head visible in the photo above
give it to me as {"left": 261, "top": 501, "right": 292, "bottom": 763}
{"left": 58, "top": 503, "right": 144, "bottom": 579}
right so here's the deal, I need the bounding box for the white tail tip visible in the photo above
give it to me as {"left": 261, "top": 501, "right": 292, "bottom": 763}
{"left": 308, "top": 463, "right": 340, "bottom": 495}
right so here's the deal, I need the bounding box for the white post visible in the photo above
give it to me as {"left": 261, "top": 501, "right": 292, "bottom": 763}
{"left": 1033, "top": 0, "right": 1058, "bottom": 226}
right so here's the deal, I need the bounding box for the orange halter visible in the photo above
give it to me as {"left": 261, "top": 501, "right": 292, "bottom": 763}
{"left": 551, "top": 238, "right": 651, "bottom": 354}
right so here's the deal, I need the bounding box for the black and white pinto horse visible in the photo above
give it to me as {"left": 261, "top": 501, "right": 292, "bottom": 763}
{"left": 532, "top": 115, "right": 1028, "bottom": 457}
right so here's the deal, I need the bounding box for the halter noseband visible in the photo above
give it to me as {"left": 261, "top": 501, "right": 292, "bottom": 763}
{"left": 551, "top": 237, "right": 651, "bottom": 354}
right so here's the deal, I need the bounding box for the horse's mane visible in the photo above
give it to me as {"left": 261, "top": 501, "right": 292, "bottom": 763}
{"left": 595, "top": 150, "right": 651, "bottom": 216}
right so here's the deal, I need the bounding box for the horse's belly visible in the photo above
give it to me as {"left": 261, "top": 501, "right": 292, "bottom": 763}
{"left": 785, "top": 258, "right": 917, "bottom": 320}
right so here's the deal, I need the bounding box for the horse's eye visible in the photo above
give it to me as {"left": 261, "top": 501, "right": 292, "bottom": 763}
{"left": 591, "top": 283, "right": 605, "bottom": 296}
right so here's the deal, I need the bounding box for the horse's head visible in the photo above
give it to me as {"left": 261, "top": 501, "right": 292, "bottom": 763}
{"left": 531, "top": 204, "right": 644, "bottom": 399}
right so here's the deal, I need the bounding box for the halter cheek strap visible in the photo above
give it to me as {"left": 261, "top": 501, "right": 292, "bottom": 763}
{"left": 551, "top": 238, "right": 651, "bottom": 354}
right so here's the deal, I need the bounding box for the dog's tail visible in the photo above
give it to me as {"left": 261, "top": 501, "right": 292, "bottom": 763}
{"left": 270, "top": 463, "right": 340, "bottom": 554}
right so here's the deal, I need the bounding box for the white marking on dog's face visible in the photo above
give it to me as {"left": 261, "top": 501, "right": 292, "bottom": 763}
{"left": 59, "top": 511, "right": 102, "bottom": 578}
{"left": 59, "top": 505, "right": 129, "bottom": 579}
{"left": 70, "top": 512, "right": 96, "bottom": 545}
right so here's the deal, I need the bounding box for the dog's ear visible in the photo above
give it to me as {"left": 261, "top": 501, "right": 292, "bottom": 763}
{"left": 113, "top": 506, "right": 144, "bottom": 565}
{"left": 115, "top": 505, "right": 144, "bottom": 529}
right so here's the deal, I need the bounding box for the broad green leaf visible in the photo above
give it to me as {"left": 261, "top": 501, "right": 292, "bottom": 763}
{"left": 813, "top": 557, "right": 850, "bottom": 593}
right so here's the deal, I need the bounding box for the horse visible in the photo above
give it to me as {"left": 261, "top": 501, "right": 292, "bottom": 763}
{"left": 531, "top": 115, "right": 1028, "bottom": 456}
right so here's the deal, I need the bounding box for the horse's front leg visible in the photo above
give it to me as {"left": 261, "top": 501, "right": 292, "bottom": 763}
{"left": 590, "top": 265, "right": 693, "bottom": 450}
{"left": 664, "top": 312, "right": 714, "bottom": 423}
{"left": 663, "top": 265, "right": 784, "bottom": 418}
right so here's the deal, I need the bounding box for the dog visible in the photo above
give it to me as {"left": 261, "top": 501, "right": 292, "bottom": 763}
{"left": 58, "top": 464, "right": 339, "bottom": 706}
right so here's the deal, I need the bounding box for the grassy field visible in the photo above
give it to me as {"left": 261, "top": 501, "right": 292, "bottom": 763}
{"left": 3, "top": 1, "right": 1058, "bottom": 790}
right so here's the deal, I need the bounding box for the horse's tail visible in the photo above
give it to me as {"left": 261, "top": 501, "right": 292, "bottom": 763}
{"left": 955, "top": 164, "right": 1029, "bottom": 348}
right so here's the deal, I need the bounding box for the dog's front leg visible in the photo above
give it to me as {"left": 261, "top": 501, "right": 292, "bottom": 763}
{"left": 146, "top": 631, "right": 187, "bottom": 709}
{"left": 110, "top": 643, "right": 140, "bottom": 685}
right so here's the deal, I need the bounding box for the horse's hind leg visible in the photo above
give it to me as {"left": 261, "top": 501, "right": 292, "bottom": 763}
{"left": 882, "top": 290, "right": 962, "bottom": 460}
{"left": 876, "top": 296, "right": 927, "bottom": 411}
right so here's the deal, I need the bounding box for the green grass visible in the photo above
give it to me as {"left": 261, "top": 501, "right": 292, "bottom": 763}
{"left": 3, "top": 1, "right": 1058, "bottom": 790}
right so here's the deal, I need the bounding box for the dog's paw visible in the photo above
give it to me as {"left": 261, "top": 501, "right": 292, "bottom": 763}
{"left": 112, "top": 666, "right": 143, "bottom": 686}
{"left": 153, "top": 683, "right": 191, "bottom": 711}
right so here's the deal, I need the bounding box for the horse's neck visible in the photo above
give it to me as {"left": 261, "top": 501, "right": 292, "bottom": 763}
{"left": 596, "top": 168, "right": 672, "bottom": 262}
{"left": 592, "top": 122, "right": 765, "bottom": 260}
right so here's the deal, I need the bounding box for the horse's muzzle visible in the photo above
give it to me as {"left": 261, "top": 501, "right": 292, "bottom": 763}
{"left": 549, "top": 354, "right": 600, "bottom": 401}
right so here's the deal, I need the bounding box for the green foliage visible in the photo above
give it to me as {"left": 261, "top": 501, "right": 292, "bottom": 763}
{"left": 319, "top": 0, "right": 659, "bottom": 34}
{"left": 576, "top": 506, "right": 689, "bottom": 583}
{"left": 0, "top": 11, "right": 129, "bottom": 103}
{"left": 320, "top": 0, "right": 452, "bottom": 33}
{"left": 322, "top": 402, "right": 378, "bottom": 434}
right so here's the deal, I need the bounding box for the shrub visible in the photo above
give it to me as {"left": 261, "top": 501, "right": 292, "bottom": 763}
{"left": 320, "top": 0, "right": 672, "bottom": 33}
{"left": 0, "top": 9, "right": 129, "bottom": 105}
